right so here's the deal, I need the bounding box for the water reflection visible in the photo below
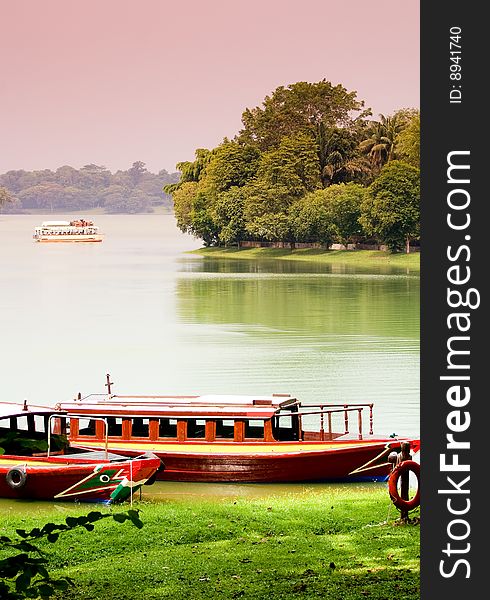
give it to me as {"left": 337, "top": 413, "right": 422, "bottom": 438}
{"left": 175, "top": 257, "right": 419, "bottom": 438}
{"left": 179, "top": 255, "right": 418, "bottom": 276}
{"left": 177, "top": 261, "right": 419, "bottom": 338}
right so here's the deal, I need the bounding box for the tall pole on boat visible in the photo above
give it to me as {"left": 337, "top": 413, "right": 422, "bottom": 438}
{"left": 105, "top": 373, "right": 113, "bottom": 395}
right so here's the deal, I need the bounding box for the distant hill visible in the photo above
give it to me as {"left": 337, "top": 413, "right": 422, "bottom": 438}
{"left": 0, "top": 162, "right": 179, "bottom": 214}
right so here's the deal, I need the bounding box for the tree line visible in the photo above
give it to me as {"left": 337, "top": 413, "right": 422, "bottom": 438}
{"left": 167, "top": 80, "right": 420, "bottom": 252}
{"left": 0, "top": 162, "right": 179, "bottom": 214}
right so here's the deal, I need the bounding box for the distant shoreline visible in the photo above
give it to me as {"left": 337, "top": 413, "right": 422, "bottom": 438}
{"left": 190, "top": 247, "right": 420, "bottom": 271}
{"left": 1, "top": 206, "right": 173, "bottom": 216}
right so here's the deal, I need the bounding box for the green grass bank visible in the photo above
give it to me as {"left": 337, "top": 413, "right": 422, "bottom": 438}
{"left": 190, "top": 247, "right": 420, "bottom": 272}
{"left": 1, "top": 487, "right": 419, "bottom": 599}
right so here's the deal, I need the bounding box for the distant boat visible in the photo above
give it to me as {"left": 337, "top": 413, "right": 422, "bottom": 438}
{"left": 33, "top": 219, "right": 103, "bottom": 242}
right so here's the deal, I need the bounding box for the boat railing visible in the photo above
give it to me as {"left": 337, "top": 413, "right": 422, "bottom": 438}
{"left": 76, "top": 393, "right": 114, "bottom": 401}
{"left": 47, "top": 414, "right": 109, "bottom": 459}
{"left": 277, "top": 403, "right": 374, "bottom": 441}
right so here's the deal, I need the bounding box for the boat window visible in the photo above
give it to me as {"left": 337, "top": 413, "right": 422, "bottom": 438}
{"left": 159, "top": 418, "right": 177, "bottom": 438}
{"left": 132, "top": 418, "right": 150, "bottom": 438}
{"left": 78, "top": 418, "right": 96, "bottom": 436}
{"left": 107, "top": 417, "right": 123, "bottom": 436}
{"left": 16, "top": 416, "right": 29, "bottom": 431}
{"left": 51, "top": 416, "right": 67, "bottom": 436}
{"left": 215, "top": 419, "right": 235, "bottom": 439}
{"left": 245, "top": 419, "right": 265, "bottom": 440}
{"left": 186, "top": 419, "right": 206, "bottom": 439}
{"left": 34, "top": 415, "right": 46, "bottom": 433}
{"left": 0, "top": 417, "right": 48, "bottom": 456}
{"left": 272, "top": 413, "right": 298, "bottom": 441}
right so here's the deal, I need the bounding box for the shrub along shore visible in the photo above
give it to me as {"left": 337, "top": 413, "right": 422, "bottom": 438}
{"left": 191, "top": 247, "right": 420, "bottom": 272}
{"left": 1, "top": 487, "right": 419, "bottom": 599}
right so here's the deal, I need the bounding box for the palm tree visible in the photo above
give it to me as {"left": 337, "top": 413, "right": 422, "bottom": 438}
{"left": 321, "top": 151, "right": 371, "bottom": 187}
{"left": 316, "top": 124, "right": 371, "bottom": 187}
{"left": 359, "top": 114, "right": 405, "bottom": 171}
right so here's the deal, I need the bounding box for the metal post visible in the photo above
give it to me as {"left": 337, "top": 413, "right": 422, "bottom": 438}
{"left": 105, "top": 373, "right": 113, "bottom": 395}
{"left": 398, "top": 441, "right": 412, "bottom": 521}
{"left": 129, "top": 460, "right": 133, "bottom": 507}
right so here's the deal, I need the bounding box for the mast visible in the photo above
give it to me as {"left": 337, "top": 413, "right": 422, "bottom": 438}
{"left": 105, "top": 373, "right": 114, "bottom": 395}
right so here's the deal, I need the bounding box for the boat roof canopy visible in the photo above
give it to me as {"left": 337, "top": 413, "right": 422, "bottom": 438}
{"left": 60, "top": 394, "right": 299, "bottom": 419}
{"left": 0, "top": 402, "right": 65, "bottom": 419}
{"left": 40, "top": 221, "right": 71, "bottom": 227}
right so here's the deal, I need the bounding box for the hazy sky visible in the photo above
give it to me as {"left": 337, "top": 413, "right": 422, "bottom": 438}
{"left": 1, "top": 0, "right": 419, "bottom": 174}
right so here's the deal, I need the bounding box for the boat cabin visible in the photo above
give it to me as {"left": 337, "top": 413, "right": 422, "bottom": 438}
{"left": 0, "top": 402, "right": 68, "bottom": 456}
{"left": 60, "top": 394, "right": 375, "bottom": 445}
{"left": 34, "top": 220, "right": 99, "bottom": 237}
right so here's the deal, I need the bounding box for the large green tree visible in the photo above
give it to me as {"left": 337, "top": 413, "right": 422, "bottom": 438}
{"left": 324, "top": 183, "right": 367, "bottom": 246}
{"left": 166, "top": 81, "right": 420, "bottom": 248}
{"left": 213, "top": 187, "right": 247, "bottom": 246}
{"left": 395, "top": 110, "right": 420, "bottom": 167}
{"left": 360, "top": 161, "right": 420, "bottom": 252}
{"left": 202, "top": 141, "right": 260, "bottom": 194}
{"left": 288, "top": 183, "right": 366, "bottom": 247}
{"left": 289, "top": 190, "right": 336, "bottom": 246}
{"left": 164, "top": 149, "right": 213, "bottom": 195}
{"left": 243, "top": 133, "right": 321, "bottom": 241}
{"left": 239, "top": 80, "right": 370, "bottom": 151}
{"left": 169, "top": 142, "right": 261, "bottom": 244}
{"left": 190, "top": 191, "right": 220, "bottom": 246}
{"left": 172, "top": 181, "right": 199, "bottom": 235}
{"left": 245, "top": 212, "right": 292, "bottom": 243}
{"left": 253, "top": 133, "right": 321, "bottom": 198}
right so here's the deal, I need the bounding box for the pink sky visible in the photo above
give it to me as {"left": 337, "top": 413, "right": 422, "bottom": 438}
{"left": 1, "top": 0, "right": 419, "bottom": 174}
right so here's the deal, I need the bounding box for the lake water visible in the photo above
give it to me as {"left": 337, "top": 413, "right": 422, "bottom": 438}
{"left": 0, "top": 214, "right": 419, "bottom": 437}
{"left": 0, "top": 213, "right": 419, "bottom": 503}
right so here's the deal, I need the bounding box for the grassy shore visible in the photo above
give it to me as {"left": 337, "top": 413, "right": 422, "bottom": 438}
{"left": 190, "top": 247, "right": 420, "bottom": 272}
{"left": 1, "top": 487, "right": 419, "bottom": 599}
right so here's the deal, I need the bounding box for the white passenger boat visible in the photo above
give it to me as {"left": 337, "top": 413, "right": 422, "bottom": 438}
{"left": 33, "top": 219, "right": 103, "bottom": 242}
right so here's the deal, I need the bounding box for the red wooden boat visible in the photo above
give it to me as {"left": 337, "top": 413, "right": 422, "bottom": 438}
{"left": 58, "top": 378, "right": 420, "bottom": 483}
{"left": 0, "top": 402, "right": 163, "bottom": 503}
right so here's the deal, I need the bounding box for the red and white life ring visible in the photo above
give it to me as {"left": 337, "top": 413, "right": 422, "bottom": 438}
{"left": 388, "top": 460, "right": 420, "bottom": 511}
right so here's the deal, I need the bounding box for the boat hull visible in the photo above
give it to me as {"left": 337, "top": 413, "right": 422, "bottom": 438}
{"left": 70, "top": 439, "right": 419, "bottom": 483}
{"left": 34, "top": 235, "right": 102, "bottom": 243}
{"left": 0, "top": 454, "right": 161, "bottom": 502}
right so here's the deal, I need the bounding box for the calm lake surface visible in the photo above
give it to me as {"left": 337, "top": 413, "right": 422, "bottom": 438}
{"left": 0, "top": 214, "right": 419, "bottom": 503}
